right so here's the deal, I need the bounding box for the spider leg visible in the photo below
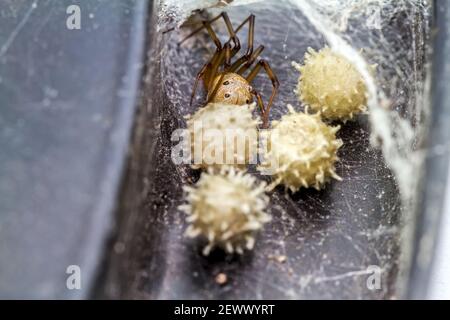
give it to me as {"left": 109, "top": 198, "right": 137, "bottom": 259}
{"left": 226, "top": 14, "right": 257, "bottom": 72}
{"left": 221, "top": 12, "right": 240, "bottom": 53}
{"left": 246, "top": 60, "right": 280, "bottom": 127}
{"left": 209, "top": 43, "right": 232, "bottom": 84}
{"left": 233, "top": 45, "right": 264, "bottom": 74}
{"left": 251, "top": 89, "right": 268, "bottom": 127}
{"left": 204, "top": 48, "right": 222, "bottom": 87}
{"left": 181, "top": 12, "right": 241, "bottom": 105}
{"left": 207, "top": 44, "right": 233, "bottom": 103}
{"left": 190, "top": 49, "right": 221, "bottom": 106}
{"left": 233, "top": 14, "right": 255, "bottom": 56}
{"left": 191, "top": 42, "right": 232, "bottom": 106}
{"left": 191, "top": 20, "right": 223, "bottom": 90}
{"left": 179, "top": 12, "right": 239, "bottom": 50}
{"left": 224, "top": 42, "right": 232, "bottom": 69}
{"left": 190, "top": 61, "right": 211, "bottom": 106}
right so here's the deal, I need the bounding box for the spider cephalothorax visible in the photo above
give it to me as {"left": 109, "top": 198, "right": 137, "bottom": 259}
{"left": 180, "top": 12, "right": 279, "bottom": 128}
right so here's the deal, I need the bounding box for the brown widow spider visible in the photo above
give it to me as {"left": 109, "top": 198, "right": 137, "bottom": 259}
{"left": 179, "top": 12, "right": 279, "bottom": 128}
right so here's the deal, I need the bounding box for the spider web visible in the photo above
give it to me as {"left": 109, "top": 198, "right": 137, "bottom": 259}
{"left": 151, "top": 0, "right": 432, "bottom": 297}
{"left": 158, "top": 0, "right": 432, "bottom": 208}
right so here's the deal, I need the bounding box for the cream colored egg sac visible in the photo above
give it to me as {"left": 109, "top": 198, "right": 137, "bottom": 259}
{"left": 179, "top": 167, "right": 270, "bottom": 256}
{"left": 259, "top": 105, "right": 343, "bottom": 192}
{"left": 186, "top": 102, "right": 260, "bottom": 172}
{"left": 293, "top": 46, "right": 373, "bottom": 121}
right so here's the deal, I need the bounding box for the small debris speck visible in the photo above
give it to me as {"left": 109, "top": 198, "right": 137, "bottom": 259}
{"left": 268, "top": 254, "right": 287, "bottom": 264}
{"left": 215, "top": 273, "right": 227, "bottom": 285}
{"left": 113, "top": 242, "right": 125, "bottom": 254}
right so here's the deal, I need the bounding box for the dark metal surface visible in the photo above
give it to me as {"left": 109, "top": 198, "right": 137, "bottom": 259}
{"left": 0, "top": 0, "right": 147, "bottom": 298}
{"left": 98, "top": 1, "right": 430, "bottom": 299}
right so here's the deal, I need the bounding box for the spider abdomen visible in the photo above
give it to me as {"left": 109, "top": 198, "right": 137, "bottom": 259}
{"left": 208, "top": 73, "right": 253, "bottom": 106}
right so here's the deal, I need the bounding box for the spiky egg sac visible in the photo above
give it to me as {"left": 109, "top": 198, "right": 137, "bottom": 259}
{"left": 180, "top": 168, "right": 270, "bottom": 256}
{"left": 259, "top": 105, "right": 343, "bottom": 192}
{"left": 293, "top": 46, "right": 368, "bottom": 121}
{"left": 186, "top": 102, "right": 259, "bottom": 172}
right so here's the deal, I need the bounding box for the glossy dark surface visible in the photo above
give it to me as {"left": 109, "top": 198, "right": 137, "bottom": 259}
{"left": 0, "top": 0, "right": 147, "bottom": 298}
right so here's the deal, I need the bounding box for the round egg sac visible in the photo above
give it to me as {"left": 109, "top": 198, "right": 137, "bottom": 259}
{"left": 186, "top": 102, "right": 260, "bottom": 172}
{"left": 259, "top": 105, "right": 343, "bottom": 192}
{"left": 293, "top": 46, "right": 369, "bottom": 121}
{"left": 179, "top": 168, "right": 270, "bottom": 255}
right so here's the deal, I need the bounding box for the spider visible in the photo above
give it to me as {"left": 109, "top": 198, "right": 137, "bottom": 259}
{"left": 179, "top": 12, "right": 280, "bottom": 128}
